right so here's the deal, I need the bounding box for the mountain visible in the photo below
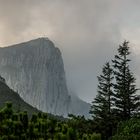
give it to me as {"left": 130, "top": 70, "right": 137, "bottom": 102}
{"left": 0, "top": 38, "right": 90, "bottom": 117}
{"left": 0, "top": 76, "right": 39, "bottom": 116}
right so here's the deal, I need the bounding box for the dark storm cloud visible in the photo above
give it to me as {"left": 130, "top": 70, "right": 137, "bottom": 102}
{"left": 0, "top": 0, "right": 140, "bottom": 102}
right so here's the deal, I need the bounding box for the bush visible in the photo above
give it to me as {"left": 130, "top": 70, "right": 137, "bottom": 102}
{"left": 90, "top": 133, "right": 101, "bottom": 140}
{"left": 111, "top": 118, "right": 140, "bottom": 140}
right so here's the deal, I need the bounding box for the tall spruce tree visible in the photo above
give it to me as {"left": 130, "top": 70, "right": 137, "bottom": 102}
{"left": 112, "top": 41, "right": 139, "bottom": 120}
{"left": 90, "top": 62, "right": 114, "bottom": 139}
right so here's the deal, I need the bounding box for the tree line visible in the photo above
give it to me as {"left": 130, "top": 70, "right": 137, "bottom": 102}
{"left": 90, "top": 41, "right": 140, "bottom": 139}
{"left": 0, "top": 102, "right": 101, "bottom": 140}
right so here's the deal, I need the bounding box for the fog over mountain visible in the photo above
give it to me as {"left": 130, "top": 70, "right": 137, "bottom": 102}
{"left": 0, "top": 0, "right": 140, "bottom": 102}
{"left": 0, "top": 38, "right": 90, "bottom": 117}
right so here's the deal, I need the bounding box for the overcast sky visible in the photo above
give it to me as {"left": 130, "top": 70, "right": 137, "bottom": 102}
{"left": 0, "top": 0, "right": 140, "bottom": 103}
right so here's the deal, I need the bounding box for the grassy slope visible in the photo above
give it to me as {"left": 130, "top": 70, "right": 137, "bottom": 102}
{"left": 0, "top": 80, "right": 39, "bottom": 116}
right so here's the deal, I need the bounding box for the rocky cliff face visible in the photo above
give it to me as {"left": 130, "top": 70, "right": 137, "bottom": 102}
{"left": 0, "top": 38, "right": 90, "bottom": 117}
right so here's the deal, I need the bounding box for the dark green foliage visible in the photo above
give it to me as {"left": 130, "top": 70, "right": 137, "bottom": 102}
{"left": 1, "top": 102, "right": 13, "bottom": 119}
{"left": 112, "top": 41, "right": 139, "bottom": 120}
{"left": 68, "top": 114, "right": 94, "bottom": 138}
{"left": 90, "top": 62, "right": 114, "bottom": 117}
{"left": 111, "top": 118, "right": 140, "bottom": 140}
{"left": 90, "top": 133, "right": 101, "bottom": 140}
{"left": 90, "top": 62, "right": 114, "bottom": 139}
{"left": 90, "top": 41, "right": 140, "bottom": 140}
{"left": 67, "top": 127, "right": 77, "bottom": 140}
{"left": 0, "top": 103, "right": 100, "bottom": 140}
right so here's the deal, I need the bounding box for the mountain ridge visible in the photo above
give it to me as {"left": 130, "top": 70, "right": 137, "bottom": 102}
{"left": 0, "top": 38, "right": 90, "bottom": 118}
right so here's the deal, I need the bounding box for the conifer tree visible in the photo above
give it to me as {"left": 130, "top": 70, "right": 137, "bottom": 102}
{"left": 90, "top": 62, "right": 114, "bottom": 139}
{"left": 112, "top": 41, "right": 139, "bottom": 120}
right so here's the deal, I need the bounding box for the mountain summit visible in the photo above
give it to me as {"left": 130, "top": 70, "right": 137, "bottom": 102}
{"left": 0, "top": 38, "right": 90, "bottom": 117}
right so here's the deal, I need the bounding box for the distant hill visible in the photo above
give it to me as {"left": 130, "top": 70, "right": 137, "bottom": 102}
{"left": 0, "top": 76, "right": 39, "bottom": 116}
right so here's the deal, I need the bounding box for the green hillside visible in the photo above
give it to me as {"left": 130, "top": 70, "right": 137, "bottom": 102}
{"left": 0, "top": 78, "right": 39, "bottom": 116}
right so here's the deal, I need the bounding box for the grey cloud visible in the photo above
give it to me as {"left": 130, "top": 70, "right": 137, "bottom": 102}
{"left": 0, "top": 0, "right": 140, "bottom": 102}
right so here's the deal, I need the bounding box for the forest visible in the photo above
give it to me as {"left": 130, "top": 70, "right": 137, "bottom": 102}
{"left": 0, "top": 41, "right": 139, "bottom": 140}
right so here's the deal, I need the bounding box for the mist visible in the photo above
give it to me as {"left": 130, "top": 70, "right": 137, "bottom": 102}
{"left": 0, "top": 0, "right": 140, "bottom": 102}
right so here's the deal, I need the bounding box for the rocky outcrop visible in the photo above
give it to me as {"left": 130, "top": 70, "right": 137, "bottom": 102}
{"left": 0, "top": 38, "right": 90, "bottom": 117}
